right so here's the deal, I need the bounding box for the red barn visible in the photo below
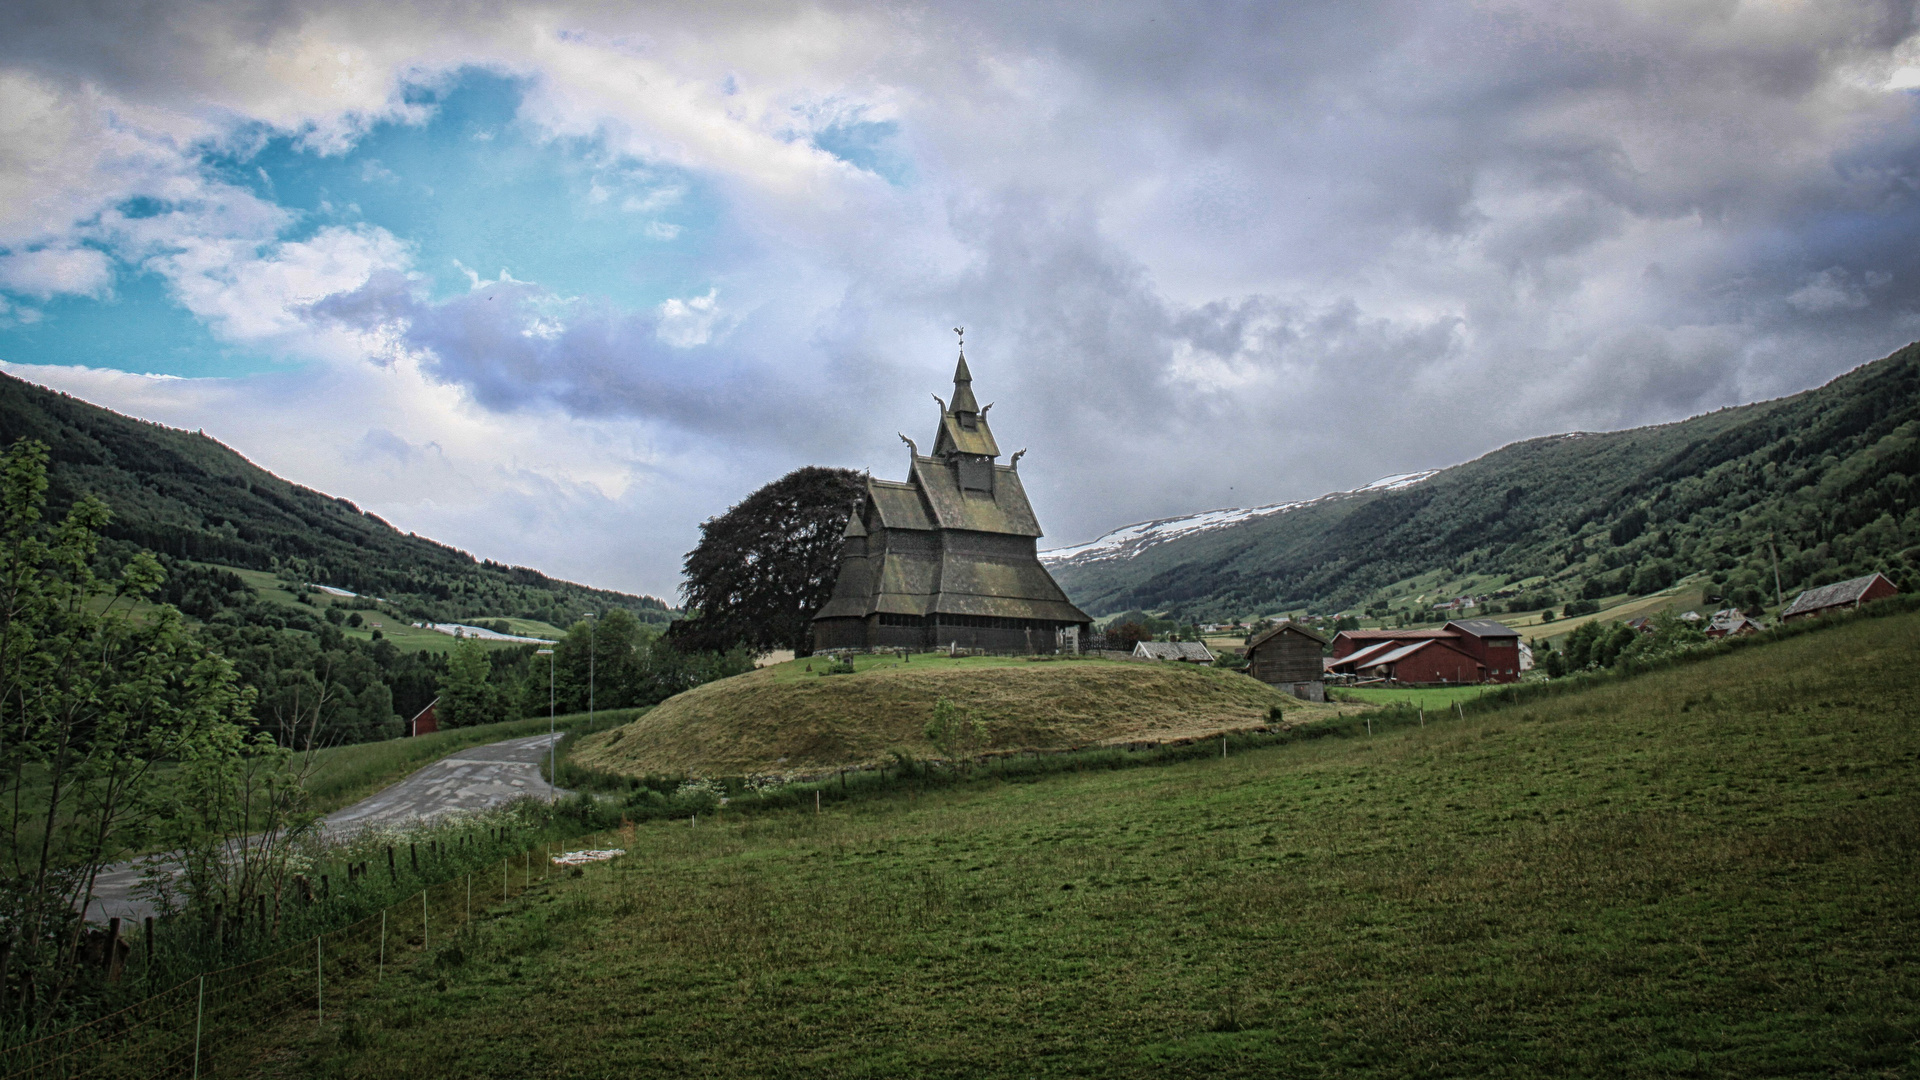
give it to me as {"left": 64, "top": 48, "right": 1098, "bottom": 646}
{"left": 1342, "top": 637, "right": 1483, "bottom": 684}
{"left": 1781, "top": 573, "right": 1899, "bottom": 622}
{"left": 1328, "top": 619, "right": 1522, "bottom": 684}
{"left": 408, "top": 698, "right": 439, "bottom": 737}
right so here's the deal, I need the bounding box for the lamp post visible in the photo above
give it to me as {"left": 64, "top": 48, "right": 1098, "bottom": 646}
{"left": 583, "top": 612, "right": 597, "bottom": 730}
{"left": 535, "top": 648, "right": 555, "bottom": 800}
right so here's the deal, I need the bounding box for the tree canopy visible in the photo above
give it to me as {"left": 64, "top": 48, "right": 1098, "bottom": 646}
{"left": 670, "top": 466, "right": 865, "bottom": 654}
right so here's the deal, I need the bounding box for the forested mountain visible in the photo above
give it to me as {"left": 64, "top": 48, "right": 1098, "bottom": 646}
{"left": 1047, "top": 343, "right": 1920, "bottom": 619}
{"left": 0, "top": 372, "right": 671, "bottom": 627}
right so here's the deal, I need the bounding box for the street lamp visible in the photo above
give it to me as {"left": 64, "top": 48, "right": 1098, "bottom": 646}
{"left": 535, "top": 648, "right": 555, "bottom": 801}
{"left": 582, "top": 612, "right": 596, "bottom": 730}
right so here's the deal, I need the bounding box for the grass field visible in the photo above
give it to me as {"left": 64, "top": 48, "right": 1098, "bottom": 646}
{"left": 259, "top": 606, "right": 1920, "bottom": 1078}
{"left": 1330, "top": 684, "right": 1502, "bottom": 709}
{"left": 572, "top": 655, "right": 1345, "bottom": 777}
{"left": 300, "top": 709, "right": 640, "bottom": 815}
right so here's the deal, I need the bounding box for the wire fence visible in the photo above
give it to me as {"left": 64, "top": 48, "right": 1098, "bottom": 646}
{"left": 0, "top": 830, "right": 622, "bottom": 1079}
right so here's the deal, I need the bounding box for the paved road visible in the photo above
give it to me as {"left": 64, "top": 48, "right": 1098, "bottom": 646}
{"left": 88, "top": 733, "right": 567, "bottom": 922}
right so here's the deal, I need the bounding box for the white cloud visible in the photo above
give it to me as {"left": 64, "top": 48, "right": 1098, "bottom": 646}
{"left": 0, "top": 246, "right": 114, "bottom": 300}
{"left": 655, "top": 288, "right": 722, "bottom": 347}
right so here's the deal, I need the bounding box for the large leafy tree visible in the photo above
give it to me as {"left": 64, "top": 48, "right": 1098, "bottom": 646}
{"left": 0, "top": 440, "right": 252, "bottom": 1019}
{"left": 670, "top": 466, "right": 865, "bottom": 654}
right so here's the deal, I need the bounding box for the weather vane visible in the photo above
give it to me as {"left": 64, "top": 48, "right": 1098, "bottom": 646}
{"left": 954, "top": 326, "right": 964, "bottom": 353}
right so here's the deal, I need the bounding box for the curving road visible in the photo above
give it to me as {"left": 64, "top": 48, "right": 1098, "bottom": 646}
{"left": 87, "top": 732, "right": 567, "bottom": 922}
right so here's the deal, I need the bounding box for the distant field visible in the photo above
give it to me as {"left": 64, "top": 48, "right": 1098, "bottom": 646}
{"left": 262, "top": 606, "right": 1920, "bottom": 1077}
{"left": 301, "top": 709, "right": 639, "bottom": 816}
{"left": 221, "top": 565, "right": 545, "bottom": 653}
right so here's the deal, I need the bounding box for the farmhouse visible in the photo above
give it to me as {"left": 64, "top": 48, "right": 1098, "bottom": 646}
{"left": 1780, "top": 572, "right": 1900, "bottom": 621}
{"left": 1243, "top": 621, "right": 1329, "bottom": 702}
{"left": 1133, "top": 641, "right": 1215, "bottom": 662}
{"left": 1328, "top": 619, "right": 1523, "bottom": 684}
{"left": 811, "top": 351, "right": 1092, "bottom": 653}
{"left": 1706, "top": 609, "right": 1764, "bottom": 638}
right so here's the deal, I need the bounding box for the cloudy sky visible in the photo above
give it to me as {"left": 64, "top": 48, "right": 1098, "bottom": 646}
{"left": 3, "top": 2, "right": 1920, "bottom": 600}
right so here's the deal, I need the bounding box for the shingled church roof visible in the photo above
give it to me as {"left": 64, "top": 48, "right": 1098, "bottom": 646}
{"left": 811, "top": 347, "right": 1090, "bottom": 631}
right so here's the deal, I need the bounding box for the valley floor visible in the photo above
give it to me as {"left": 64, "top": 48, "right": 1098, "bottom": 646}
{"left": 254, "top": 611, "right": 1920, "bottom": 1078}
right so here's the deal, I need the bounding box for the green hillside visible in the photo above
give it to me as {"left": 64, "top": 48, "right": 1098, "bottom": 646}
{"left": 1052, "top": 342, "right": 1920, "bottom": 619}
{"left": 252, "top": 604, "right": 1920, "bottom": 1077}
{"left": 0, "top": 372, "right": 671, "bottom": 628}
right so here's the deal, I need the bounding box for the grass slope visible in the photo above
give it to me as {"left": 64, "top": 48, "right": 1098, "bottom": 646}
{"left": 572, "top": 654, "right": 1336, "bottom": 776}
{"left": 268, "top": 607, "right": 1919, "bottom": 1078}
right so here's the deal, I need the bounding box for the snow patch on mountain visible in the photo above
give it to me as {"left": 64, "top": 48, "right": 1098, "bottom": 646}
{"left": 1041, "top": 471, "right": 1439, "bottom": 566}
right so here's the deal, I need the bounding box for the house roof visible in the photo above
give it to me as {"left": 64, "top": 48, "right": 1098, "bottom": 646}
{"left": 1350, "top": 637, "right": 1477, "bottom": 671}
{"left": 1782, "top": 572, "right": 1896, "bottom": 617}
{"left": 1329, "top": 639, "right": 1402, "bottom": 671}
{"left": 1134, "top": 641, "right": 1214, "bottom": 662}
{"left": 1708, "top": 609, "right": 1760, "bottom": 632}
{"left": 1445, "top": 619, "right": 1521, "bottom": 639}
{"left": 1334, "top": 629, "right": 1454, "bottom": 643}
{"left": 1245, "top": 621, "right": 1329, "bottom": 650}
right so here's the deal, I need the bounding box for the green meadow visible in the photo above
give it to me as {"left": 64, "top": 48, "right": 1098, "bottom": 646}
{"left": 262, "top": 609, "right": 1920, "bottom": 1078}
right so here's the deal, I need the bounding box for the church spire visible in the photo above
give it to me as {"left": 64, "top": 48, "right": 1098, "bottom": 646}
{"left": 950, "top": 350, "right": 980, "bottom": 415}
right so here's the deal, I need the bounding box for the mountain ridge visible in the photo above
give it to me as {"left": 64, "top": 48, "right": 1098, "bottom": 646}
{"left": 0, "top": 371, "right": 671, "bottom": 626}
{"left": 1045, "top": 346, "right": 1919, "bottom": 620}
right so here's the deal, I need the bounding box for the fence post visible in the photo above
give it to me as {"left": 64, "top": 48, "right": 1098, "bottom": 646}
{"left": 467, "top": 873, "right": 472, "bottom": 925}
{"left": 379, "top": 911, "right": 385, "bottom": 981}
{"left": 192, "top": 974, "right": 205, "bottom": 1080}
{"left": 143, "top": 916, "right": 154, "bottom": 988}
{"left": 422, "top": 890, "right": 428, "bottom": 952}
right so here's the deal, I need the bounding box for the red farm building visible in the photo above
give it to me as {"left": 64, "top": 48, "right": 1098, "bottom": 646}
{"left": 1780, "top": 573, "right": 1900, "bottom": 622}
{"left": 1327, "top": 619, "right": 1523, "bottom": 685}
{"left": 408, "top": 698, "right": 439, "bottom": 737}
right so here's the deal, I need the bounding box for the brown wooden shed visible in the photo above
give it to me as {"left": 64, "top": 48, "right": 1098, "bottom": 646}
{"left": 1244, "top": 622, "right": 1329, "bottom": 702}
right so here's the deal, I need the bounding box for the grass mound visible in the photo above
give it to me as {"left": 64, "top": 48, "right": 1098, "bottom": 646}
{"left": 573, "top": 654, "right": 1333, "bottom": 776}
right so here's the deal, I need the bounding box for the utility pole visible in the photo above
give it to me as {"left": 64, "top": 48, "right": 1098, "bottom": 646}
{"left": 1768, "top": 533, "right": 1784, "bottom": 607}
{"left": 536, "top": 648, "right": 556, "bottom": 800}
{"left": 584, "top": 612, "right": 597, "bottom": 728}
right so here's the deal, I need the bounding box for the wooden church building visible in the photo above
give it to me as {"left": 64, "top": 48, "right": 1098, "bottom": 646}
{"left": 811, "top": 351, "right": 1092, "bottom": 654}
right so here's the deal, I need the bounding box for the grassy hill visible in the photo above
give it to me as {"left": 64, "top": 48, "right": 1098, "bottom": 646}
{"left": 1051, "top": 342, "right": 1920, "bottom": 620}
{"left": 0, "top": 372, "right": 670, "bottom": 627}
{"left": 249, "top": 601, "right": 1920, "bottom": 1077}
{"left": 571, "top": 654, "right": 1335, "bottom": 776}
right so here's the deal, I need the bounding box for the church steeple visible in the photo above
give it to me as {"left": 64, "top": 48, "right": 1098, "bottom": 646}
{"left": 950, "top": 352, "right": 980, "bottom": 416}
{"left": 929, "top": 333, "right": 1000, "bottom": 470}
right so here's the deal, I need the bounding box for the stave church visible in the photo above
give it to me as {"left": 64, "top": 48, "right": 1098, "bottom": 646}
{"left": 811, "top": 347, "right": 1092, "bottom": 653}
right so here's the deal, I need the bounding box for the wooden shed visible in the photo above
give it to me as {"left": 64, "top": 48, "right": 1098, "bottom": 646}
{"left": 1244, "top": 622, "right": 1329, "bottom": 702}
{"left": 408, "top": 697, "right": 439, "bottom": 737}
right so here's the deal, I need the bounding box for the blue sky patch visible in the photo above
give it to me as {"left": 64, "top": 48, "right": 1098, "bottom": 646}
{"left": 0, "top": 270, "right": 278, "bottom": 378}
{"left": 812, "top": 119, "right": 913, "bottom": 185}
{"left": 0, "top": 67, "right": 736, "bottom": 378}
